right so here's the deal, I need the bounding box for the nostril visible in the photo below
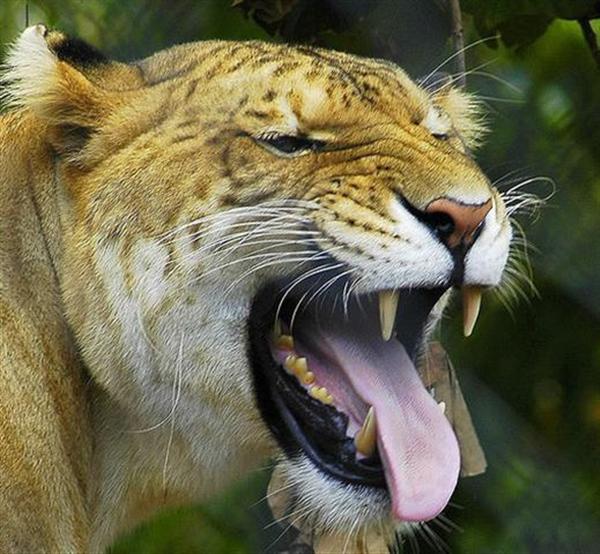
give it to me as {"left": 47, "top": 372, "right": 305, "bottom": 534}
{"left": 425, "top": 197, "right": 492, "bottom": 249}
{"left": 427, "top": 212, "right": 455, "bottom": 241}
{"left": 399, "top": 196, "right": 456, "bottom": 241}
{"left": 398, "top": 195, "right": 492, "bottom": 249}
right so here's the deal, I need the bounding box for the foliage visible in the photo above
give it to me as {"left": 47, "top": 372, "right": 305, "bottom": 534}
{"left": 462, "top": 0, "right": 600, "bottom": 48}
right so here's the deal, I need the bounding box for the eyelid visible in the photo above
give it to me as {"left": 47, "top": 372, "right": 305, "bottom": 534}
{"left": 256, "top": 130, "right": 289, "bottom": 141}
{"left": 254, "top": 132, "right": 327, "bottom": 156}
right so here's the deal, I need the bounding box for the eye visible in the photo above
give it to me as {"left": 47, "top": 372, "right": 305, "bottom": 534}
{"left": 432, "top": 132, "right": 449, "bottom": 141}
{"left": 256, "top": 133, "right": 326, "bottom": 156}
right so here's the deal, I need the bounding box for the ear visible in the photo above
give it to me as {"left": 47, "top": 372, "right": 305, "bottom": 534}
{"left": 2, "top": 25, "right": 142, "bottom": 156}
{"left": 432, "top": 84, "right": 488, "bottom": 150}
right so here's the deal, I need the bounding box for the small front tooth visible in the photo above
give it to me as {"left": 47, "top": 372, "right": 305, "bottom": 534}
{"left": 438, "top": 401, "right": 446, "bottom": 414}
{"left": 283, "top": 354, "right": 297, "bottom": 374}
{"left": 293, "top": 357, "right": 308, "bottom": 376}
{"left": 309, "top": 386, "right": 333, "bottom": 404}
{"left": 309, "top": 386, "right": 321, "bottom": 400}
{"left": 301, "top": 371, "right": 315, "bottom": 385}
{"left": 379, "top": 290, "right": 399, "bottom": 341}
{"left": 277, "top": 334, "right": 294, "bottom": 349}
{"left": 462, "top": 286, "right": 483, "bottom": 337}
{"left": 354, "top": 407, "right": 377, "bottom": 457}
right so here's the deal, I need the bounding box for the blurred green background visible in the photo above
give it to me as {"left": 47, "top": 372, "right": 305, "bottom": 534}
{"left": 1, "top": 1, "right": 599, "bottom": 552}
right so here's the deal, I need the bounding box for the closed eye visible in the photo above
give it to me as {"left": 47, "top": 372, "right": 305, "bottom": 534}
{"left": 256, "top": 133, "right": 326, "bottom": 157}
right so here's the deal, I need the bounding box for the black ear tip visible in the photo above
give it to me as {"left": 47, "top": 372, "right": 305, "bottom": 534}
{"left": 48, "top": 32, "right": 107, "bottom": 66}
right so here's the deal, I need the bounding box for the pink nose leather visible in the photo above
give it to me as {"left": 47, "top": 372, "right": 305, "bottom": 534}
{"left": 426, "top": 198, "right": 492, "bottom": 248}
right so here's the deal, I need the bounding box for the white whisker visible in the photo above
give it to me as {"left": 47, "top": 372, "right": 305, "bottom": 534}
{"left": 422, "top": 36, "right": 498, "bottom": 88}
{"left": 161, "top": 331, "right": 184, "bottom": 492}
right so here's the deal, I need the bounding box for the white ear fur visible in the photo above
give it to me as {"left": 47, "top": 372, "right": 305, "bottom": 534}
{"left": 1, "top": 25, "right": 58, "bottom": 109}
{"left": 435, "top": 87, "right": 488, "bottom": 149}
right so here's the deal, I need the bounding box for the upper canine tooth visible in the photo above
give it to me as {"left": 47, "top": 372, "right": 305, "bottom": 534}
{"left": 462, "top": 286, "right": 483, "bottom": 337}
{"left": 438, "top": 401, "right": 446, "bottom": 414}
{"left": 354, "top": 406, "right": 377, "bottom": 457}
{"left": 379, "top": 290, "right": 400, "bottom": 341}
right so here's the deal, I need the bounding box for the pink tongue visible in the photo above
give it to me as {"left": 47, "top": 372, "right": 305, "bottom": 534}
{"left": 322, "top": 334, "right": 460, "bottom": 522}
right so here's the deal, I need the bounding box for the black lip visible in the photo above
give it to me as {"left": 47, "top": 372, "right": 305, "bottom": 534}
{"left": 247, "top": 280, "right": 446, "bottom": 488}
{"left": 248, "top": 283, "right": 385, "bottom": 486}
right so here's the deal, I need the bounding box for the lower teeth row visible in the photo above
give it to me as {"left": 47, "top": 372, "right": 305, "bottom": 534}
{"left": 275, "top": 326, "right": 374, "bottom": 456}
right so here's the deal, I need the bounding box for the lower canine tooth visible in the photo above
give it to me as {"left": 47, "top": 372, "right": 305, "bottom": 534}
{"left": 354, "top": 406, "right": 377, "bottom": 457}
{"left": 379, "top": 290, "right": 399, "bottom": 341}
{"left": 462, "top": 286, "right": 482, "bottom": 337}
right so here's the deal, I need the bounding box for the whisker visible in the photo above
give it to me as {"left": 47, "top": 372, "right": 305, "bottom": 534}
{"left": 274, "top": 260, "right": 347, "bottom": 325}
{"left": 158, "top": 203, "right": 316, "bottom": 245}
{"left": 223, "top": 248, "right": 345, "bottom": 297}
{"left": 287, "top": 266, "right": 356, "bottom": 332}
{"left": 250, "top": 481, "right": 297, "bottom": 508}
{"left": 161, "top": 331, "right": 184, "bottom": 493}
{"left": 186, "top": 249, "right": 330, "bottom": 286}
{"left": 343, "top": 517, "right": 360, "bottom": 554}
{"left": 421, "top": 522, "right": 450, "bottom": 554}
{"left": 164, "top": 218, "right": 315, "bottom": 253}
{"left": 172, "top": 232, "right": 320, "bottom": 270}
{"left": 422, "top": 36, "right": 498, "bottom": 87}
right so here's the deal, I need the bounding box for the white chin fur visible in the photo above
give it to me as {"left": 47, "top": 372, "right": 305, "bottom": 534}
{"left": 279, "top": 455, "right": 391, "bottom": 535}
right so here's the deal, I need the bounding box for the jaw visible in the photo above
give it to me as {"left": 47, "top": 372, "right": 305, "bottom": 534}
{"left": 247, "top": 272, "right": 462, "bottom": 533}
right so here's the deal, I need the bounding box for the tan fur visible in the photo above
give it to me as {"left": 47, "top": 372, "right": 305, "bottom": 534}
{"left": 0, "top": 25, "right": 510, "bottom": 552}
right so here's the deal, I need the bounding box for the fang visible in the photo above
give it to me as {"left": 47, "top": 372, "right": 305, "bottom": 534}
{"left": 379, "top": 290, "right": 400, "bottom": 341}
{"left": 354, "top": 406, "right": 377, "bottom": 457}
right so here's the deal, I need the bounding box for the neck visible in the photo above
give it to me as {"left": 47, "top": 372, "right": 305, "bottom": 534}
{"left": 3, "top": 111, "right": 274, "bottom": 551}
{"left": 81, "top": 271, "right": 274, "bottom": 550}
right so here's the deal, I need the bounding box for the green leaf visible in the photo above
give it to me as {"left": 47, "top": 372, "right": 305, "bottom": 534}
{"left": 462, "top": 0, "right": 600, "bottom": 48}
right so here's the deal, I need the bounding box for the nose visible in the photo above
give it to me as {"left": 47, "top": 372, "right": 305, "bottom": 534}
{"left": 424, "top": 197, "right": 492, "bottom": 248}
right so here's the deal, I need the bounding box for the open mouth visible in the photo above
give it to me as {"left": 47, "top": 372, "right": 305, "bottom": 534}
{"left": 248, "top": 274, "right": 480, "bottom": 522}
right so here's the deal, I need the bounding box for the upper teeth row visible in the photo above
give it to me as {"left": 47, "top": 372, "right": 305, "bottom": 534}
{"left": 277, "top": 334, "right": 334, "bottom": 405}
{"left": 284, "top": 354, "right": 315, "bottom": 385}
{"left": 377, "top": 286, "right": 483, "bottom": 341}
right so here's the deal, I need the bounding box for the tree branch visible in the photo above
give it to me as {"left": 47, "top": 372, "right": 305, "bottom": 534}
{"left": 578, "top": 18, "right": 600, "bottom": 70}
{"left": 449, "top": 0, "right": 466, "bottom": 87}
